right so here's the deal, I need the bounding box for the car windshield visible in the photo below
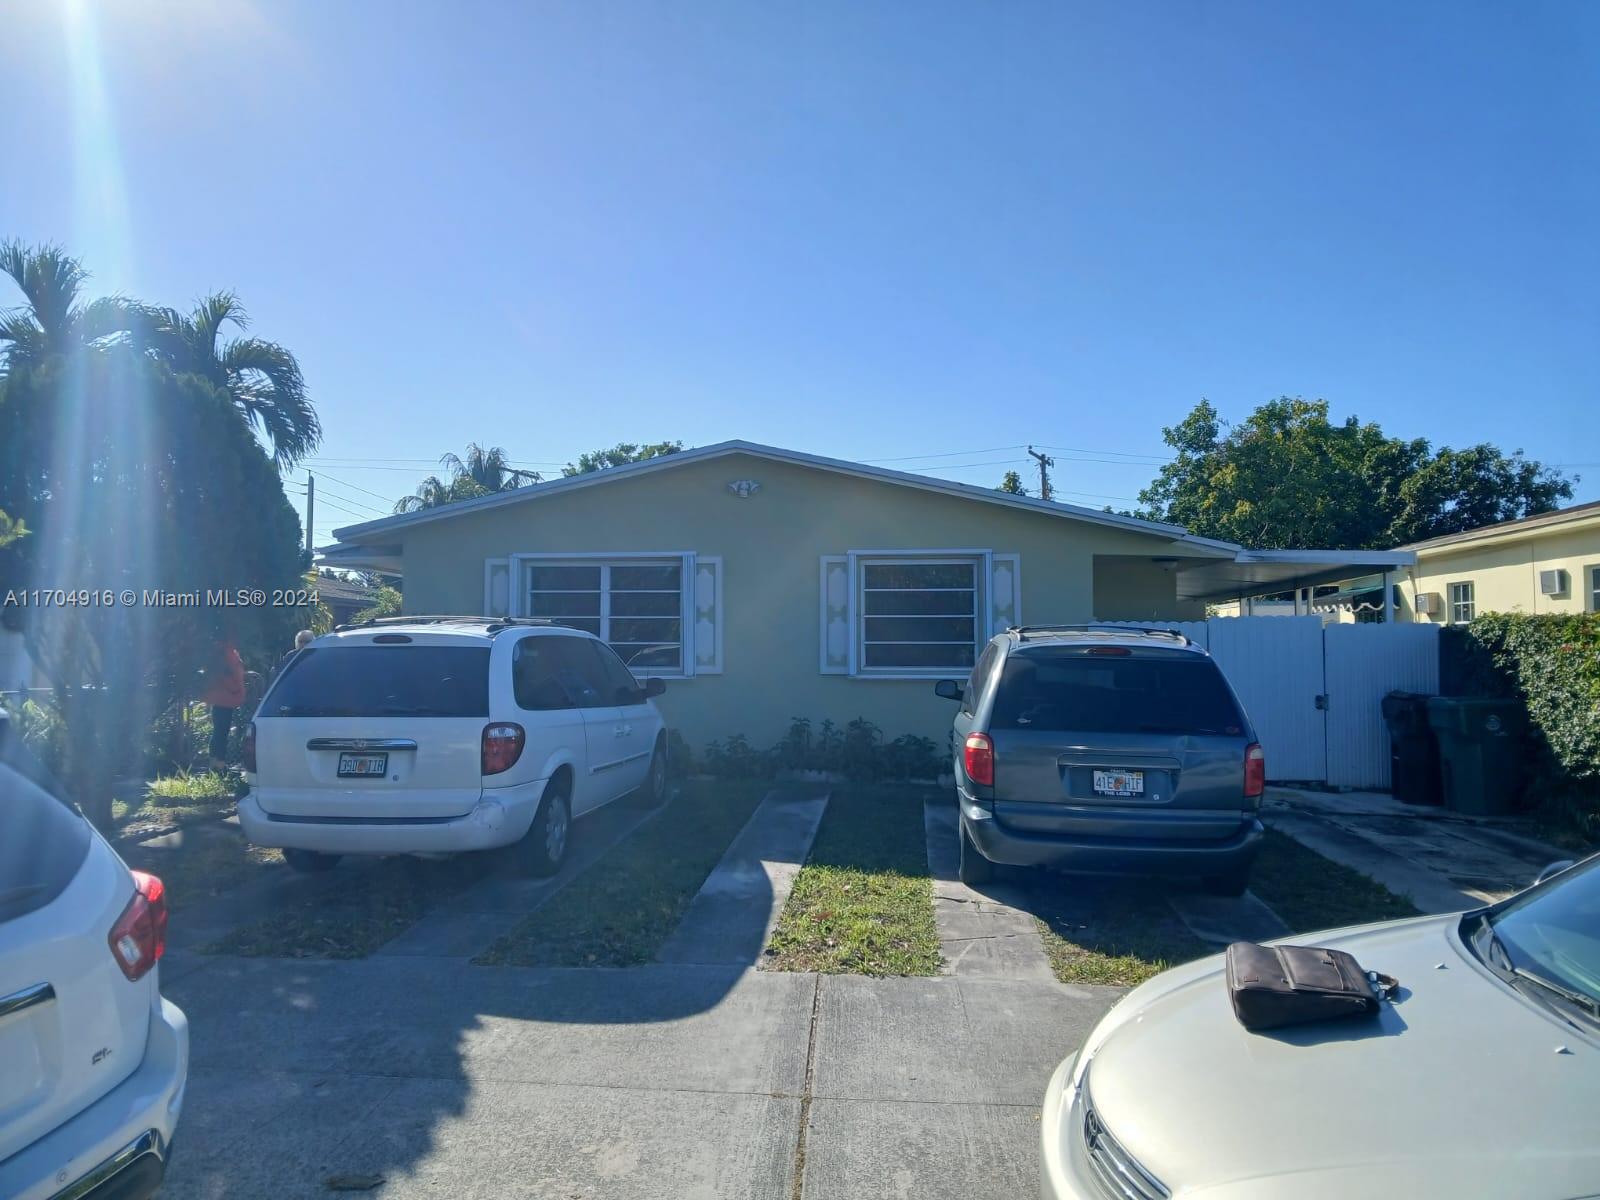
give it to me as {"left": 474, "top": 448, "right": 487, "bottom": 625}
{"left": 262, "top": 645, "right": 490, "bottom": 717}
{"left": 989, "top": 648, "right": 1246, "bottom": 736}
{"left": 1472, "top": 857, "right": 1600, "bottom": 1020}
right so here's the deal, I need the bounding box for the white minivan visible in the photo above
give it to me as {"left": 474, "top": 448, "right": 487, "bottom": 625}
{"left": 238, "top": 617, "right": 669, "bottom": 876}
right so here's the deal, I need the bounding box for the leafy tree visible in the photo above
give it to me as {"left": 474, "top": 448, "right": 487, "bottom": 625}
{"left": 394, "top": 442, "right": 538, "bottom": 512}
{"left": 352, "top": 585, "right": 403, "bottom": 624}
{"left": 997, "top": 470, "right": 1029, "bottom": 496}
{"left": 145, "top": 292, "right": 321, "bottom": 468}
{"left": 0, "top": 350, "right": 306, "bottom": 827}
{"left": 561, "top": 440, "right": 683, "bottom": 476}
{"left": 1137, "top": 398, "right": 1572, "bottom": 549}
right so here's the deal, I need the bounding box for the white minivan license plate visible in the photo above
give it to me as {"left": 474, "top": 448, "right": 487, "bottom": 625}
{"left": 1093, "top": 769, "right": 1144, "bottom": 797}
{"left": 338, "top": 752, "right": 388, "bottom": 778}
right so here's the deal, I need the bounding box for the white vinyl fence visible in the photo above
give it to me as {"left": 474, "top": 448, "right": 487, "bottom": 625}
{"left": 1096, "top": 617, "right": 1440, "bottom": 790}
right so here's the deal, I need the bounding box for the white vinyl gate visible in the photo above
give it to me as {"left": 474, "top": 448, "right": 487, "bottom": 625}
{"left": 1096, "top": 617, "right": 1439, "bottom": 789}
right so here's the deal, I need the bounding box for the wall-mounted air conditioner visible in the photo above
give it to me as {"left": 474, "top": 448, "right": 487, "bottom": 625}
{"left": 1414, "top": 592, "right": 1442, "bottom": 616}
{"left": 1539, "top": 569, "right": 1569, "bottom": 597}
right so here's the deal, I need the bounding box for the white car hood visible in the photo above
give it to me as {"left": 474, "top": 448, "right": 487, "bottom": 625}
{"left": 1081, "top": 915, "right": 1600, "bottom": 1199}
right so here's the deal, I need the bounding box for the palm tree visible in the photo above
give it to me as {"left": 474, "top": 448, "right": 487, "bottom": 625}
{"left": 147, "top": 292, "right": 320, "bottom": 468}
{"left": 0, "top": 241, "right": 141, "bottom": 373}
{"left": 394, "top": 443, "right": 539, "bottom": 513}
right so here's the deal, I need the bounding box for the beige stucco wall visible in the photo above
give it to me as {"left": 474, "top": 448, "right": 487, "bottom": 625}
{"left": 1093, "top": 558, "right": 1207, "bottom": 622}
{"left": 388, "top": 452, "right": 1195, "bottom": 748}
{"left": 1399, "top": 521, "right": 1600, "bottom": 624}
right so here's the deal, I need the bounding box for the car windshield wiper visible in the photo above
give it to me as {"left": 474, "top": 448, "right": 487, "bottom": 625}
{"left": 1509, "top": 965, "right": 1600, "bottom": 1023}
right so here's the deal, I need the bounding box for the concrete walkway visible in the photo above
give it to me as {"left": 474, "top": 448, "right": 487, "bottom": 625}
{"left": 657, "top": 786, "right": 829, "bottom": 966}
{"left": 922, "top": 800, "right": 1056, "bottom": 982}
{"left": 158, "top": 953, "right": 1120, "bottom": 1200}
{"left": 1264, "top": 787, "right": 1568, "bottom": 912}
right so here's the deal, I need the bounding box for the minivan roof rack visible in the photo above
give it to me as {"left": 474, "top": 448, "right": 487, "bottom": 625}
{"left": 334, "top": 614, "right": 559, "bottom": 635}
{"left": 1006, "top": 624, "right": 1192, "bottom": 647}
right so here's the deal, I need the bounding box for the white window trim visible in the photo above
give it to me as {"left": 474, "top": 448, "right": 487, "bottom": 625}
{"left": 1589, "top": 565, "right": 1600, "bottom": 613}
{"left": 1448, "top": 580, "right": 1475, "bottom": 625}
{"left": 509, "top": 551, "right": 698, "bottom": 678}
{"left": 845, "top": 549, "right": 994, "bottom": 679}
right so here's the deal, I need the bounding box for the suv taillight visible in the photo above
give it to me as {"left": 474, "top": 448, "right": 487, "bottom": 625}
{"left": 482, "top": 722, "right": 525, "bottom": 775}
{"left": 963, "top": 732, "right": 995, "bottom": 787}
{"left": 242, "top": 720, "right": 257, "bottom": 773}
{"left": 108, "top": 871, "right": 167, "bottom": 981}
{"left": 1244, "top": 742, "right": 1265, "bottom": 799}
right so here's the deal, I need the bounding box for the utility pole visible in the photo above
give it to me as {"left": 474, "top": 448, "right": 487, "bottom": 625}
{"left": 1027, "top": 446, "right": 1055, "bottom": 501}
{"left": 305, "top": 473, "right": 315, "bottom": 557}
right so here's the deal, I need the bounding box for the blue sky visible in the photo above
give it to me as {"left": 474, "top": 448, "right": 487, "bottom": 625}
{"left": 4, "top": 0, "right": 1596, "bottom": 543}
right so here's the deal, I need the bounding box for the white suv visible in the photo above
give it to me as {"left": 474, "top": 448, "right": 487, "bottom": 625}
{"left": 238, "top": 616, "right": 669, "bottom": 876}
{"left": 0, "top": 759, "right": 188, "bottom": 1200}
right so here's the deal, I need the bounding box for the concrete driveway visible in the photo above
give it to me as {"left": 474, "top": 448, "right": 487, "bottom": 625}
{"left": 157, "top": 952, "right": 1118, "bottom": 1198}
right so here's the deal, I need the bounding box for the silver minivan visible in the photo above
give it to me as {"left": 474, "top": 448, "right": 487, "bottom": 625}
{"left": 935, "top": 625, "right": 1264, "bottom": 893}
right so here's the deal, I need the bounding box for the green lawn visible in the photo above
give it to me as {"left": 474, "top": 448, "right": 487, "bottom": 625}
{"left": 113, "top": 771, "right": 244, "bottom": 838}
{"left": 207, "top": 852, "right": 486, "bottom": 958}
{"left": 1249, "top": 827, "right": 1421, "bottom": 934}
{"left": 1031, "top": 828, "right": 1423, "bottom": 988}
{"left": 765, "top": 784, "right": 942, "bottom": 977}
{"left": 119, "top": 824, "right": 283, "bottom": 913}
{"left": 475, "top": 779, "right": 769, "bottom": 967}
{"left": 1032, "top": 881, "right": 1212, "bottom": 988}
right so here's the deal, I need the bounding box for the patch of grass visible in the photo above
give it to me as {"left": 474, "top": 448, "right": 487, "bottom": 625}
{"left": 208, "top": 853, "right": 485, "bottom": 959}
{"left": 1250, "top": 828, "right": 1420, "bottom": 934}
{"left": 113, "top": 771, "right": 244, "bottom": 836}
{"left": 1032, "top": 881, "right": 1212, "bottom": 988}
{"left": 475, "top": 780, "right": 769, "bottom": 967}
{"left": 119, "top": 825, "right": 283, "bottom": 913}
{"left": 765, "top": 784, "right": 942, "bottom": 977}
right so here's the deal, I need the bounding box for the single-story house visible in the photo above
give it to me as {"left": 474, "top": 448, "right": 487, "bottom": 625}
{"left": 312, "top": 574, "right": 381, "bottom": 627}
{"left": 1393, "top": 500, "right": 1600, "bottom": 625}
{"left": 319, "top": 441, "right": 1412, "bottom": 747}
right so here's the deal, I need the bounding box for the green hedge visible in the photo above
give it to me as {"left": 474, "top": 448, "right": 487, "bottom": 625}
{"left": 1442, "top": 612, "right": 1600, "bottom": 842}
{"left": 694, "top": 717, "right": 947, "bottom": 783}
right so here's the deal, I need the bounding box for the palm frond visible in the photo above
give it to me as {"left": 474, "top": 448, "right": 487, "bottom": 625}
{"left": 219, "top": 336, "right": 320, "bottom": 467}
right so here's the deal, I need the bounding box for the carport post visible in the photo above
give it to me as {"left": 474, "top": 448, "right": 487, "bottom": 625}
{"left": 1382, "top": 571, "right": 1395, "bottom": 623}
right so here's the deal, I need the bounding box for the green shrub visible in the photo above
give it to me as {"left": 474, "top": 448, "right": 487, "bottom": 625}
{"left": 700, "top": 718, "right": 946, "bottom": 782}
{"left": 1444, "top": 613, "right": 1600, "bottom": 842}
{"left": 10, "top": 697, "right": 66, "bottom": 778}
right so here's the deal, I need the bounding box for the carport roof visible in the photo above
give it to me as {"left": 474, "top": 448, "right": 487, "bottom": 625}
{"left": 1174, "top": 549, "right": 1417, "bottom": 603}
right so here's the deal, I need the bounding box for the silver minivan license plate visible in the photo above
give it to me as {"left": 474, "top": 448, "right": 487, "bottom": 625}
{"left": 338, "top": 752, "right": 388, "bottom": 778}
{"left": 1093, "top": 769, "right": 1144, "bottom": 797}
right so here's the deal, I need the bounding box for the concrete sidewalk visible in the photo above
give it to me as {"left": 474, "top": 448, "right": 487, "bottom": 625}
{"left": 1264, "top": 787, "right": 1569, "bottom": 911}
{"left": 657, "top": 786, "right": 828, "bottom": 966}
{"left": 158, "top": 954, "right": 1119, "bottom": 1199}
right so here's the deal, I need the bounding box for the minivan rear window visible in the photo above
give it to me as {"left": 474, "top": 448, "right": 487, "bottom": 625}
{"left": 262, "top": 645, "right": 490, "bottom": 717}
{"left": 0, "top": 762, "right": 91, "bottom": 924}
{"left": 990, "top": 649, "right": 1245, "bottom": 735}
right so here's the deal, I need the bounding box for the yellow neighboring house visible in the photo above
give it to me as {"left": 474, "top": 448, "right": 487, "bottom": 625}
{"left": 1397, "top": 500, "right": 1600, "bottom": 624}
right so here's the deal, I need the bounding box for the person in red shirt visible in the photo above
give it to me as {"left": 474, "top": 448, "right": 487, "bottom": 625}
{"left": 202, "top": 639, "right": 247, "bottom": 771}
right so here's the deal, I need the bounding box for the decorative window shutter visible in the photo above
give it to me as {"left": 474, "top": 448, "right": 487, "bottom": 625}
{"left": 989, "top": 554, "right": 1020, "bottom": 635}
{"left": 692, "top": 556, "right": 723, "bottom": 674}
{"left": 484, "top": 558, "right": 511, "bottom": 618}
{"left": 819, "top": 556, "right": 850, "bottom": 674}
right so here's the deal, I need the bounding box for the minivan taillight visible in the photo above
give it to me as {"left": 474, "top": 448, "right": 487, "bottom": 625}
{"left": 963, "top": 732, "right": 995, "bottom": 787}
{"left": 482, "top": 722, "right": 525, "bottom": 775}
{"left": 108, "top": 871, "right": 167, "bottom": 981}
{"left": 242, "top": 720, "right": 257, "bottom": 773}
{"left": 1244, "top": 742, "right": 1265, "bottom": 799}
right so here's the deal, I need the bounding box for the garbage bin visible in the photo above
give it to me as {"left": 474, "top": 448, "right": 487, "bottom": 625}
{"left": 1382, "top": 691, "right": 1441, "bottom": 806}
{"left": 1425, "top": 696, "right": 1526, "bottom": 816}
